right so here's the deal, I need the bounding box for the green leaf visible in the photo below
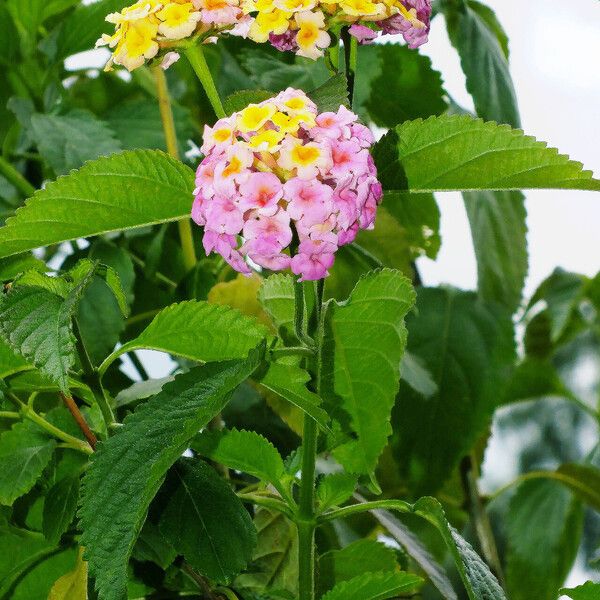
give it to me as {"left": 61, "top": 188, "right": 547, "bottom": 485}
{"left": 0, "top": 420, "right": 56, "bottom": 505}
{"left": 223, "top": 90, "right": 274, "bottom": 115}
{"left": 258, "top": 274, "right": 295, "bottom": 339}
{"left": 560, "top": 582, "right": 600, "bottom": 600}
{"left": 308, "top": 74, "right": 349, "bottom": 112}
{"left": 42, "top": 475, "right": 80, "bottom": 544}
{"left": 80, "top": 348, "right": 263, "bottom": 600}
{"left": 365, "top": 44, "right": 447, "bottom": 127}
{"left": 444, "top": 0, "right": 519, "bottom": 127}
{"left": 554, "top": 463, "right": 600, "bottom": 512}
{"left": 48, "top": 547, "right": 87, "bottom": 600}
{"left": 316, "top": 473, "right": 358, "bottom": 512}
{"left": 235, "top": 507, "right": 298, "bottom": 597}
{"left": 321, "top": 571, "right": 422, "bottom": 600}
{"left": 394, "top": 288, "right": 515, "bottom": 494}
{"left": 400, "top": 351, "right": 437, "bottom": 398}
{"left": 0, "top": 278, "right": 90, "bottom": 392}
{"left": 414, "top": 497, "right": 506, "bottom": 600}
{"left": 159, "top": 459, "right": 256, "bottom": 584}
{"left": 373, "top": 115, "right": 600, "bottom": 193}
{"left": 103, "top": 300, "right": 267, "bottom": 373}
{"left": 463, "top": 190, "right": 527, "bottom": 312}
{"left": 0, "top": 253, "right": 47, "bottom": 282}
{"left": 106, "top": 99, "right": 194, "bottom": 156}
{"left": 0, "top": 337, "right": 30, "bottom": 379}
{"left": 29, "top": 110, "right": 121, "bottom": 175}
{"left": 192, "top": 428, "right": 285, "bottom": 489}
{"left": 319, "top": 540, "right": 399, "bottom": 594}
{"left": 322, "top": 269, "right": 415, "bottom": 475}
{"left": 506, "top": 479, "right": 583, "bottom": 600}
{"left": 259, "top": 361, "right": 329, "bottom": 430}
{"left": 0, "top": 149, "right": 195, "bottom": 259}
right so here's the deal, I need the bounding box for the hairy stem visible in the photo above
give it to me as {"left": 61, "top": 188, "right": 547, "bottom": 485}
{"left": 0, "top": 156, "right": 35, "bottom": 198}
{"left": 184, "top": 44, "right": 227, "bottom": 119}
{"left": 60, "top": 392, "right": 97, "bottom": 450}
{"left": 153, "top": 66, "right": 198, "bottom": 272}
{"left": 318, "top": 499, "right": 412, "bottom": 523}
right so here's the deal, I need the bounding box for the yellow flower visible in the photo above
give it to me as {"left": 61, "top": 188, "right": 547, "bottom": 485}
{"left": 243, "top": 0, "right": 276, "bottom": 13}
{"left": 237, "top": 103, "right": 278, "bottom": 132}
{"left": 272, "top": 111, "right": 315, "bottom": 133}
{"left": 248, "top": 129, "right": 285, "bottom": 151}
{"left": 274, "top": 0, "right": 316, "bottom": 13}
{"left": 294, "top": 10, "right": 330, "bottom": 59}
{"left": 113, "top": 18, "right": 160, "bottom": 71}
{"left": 338, "top": 0, "right": 383, "bottom": 17}
{"left": 156, "top": 2, "right": 201, "bottom": 39}
{"left": 248, "top": 9, "right": 291, "bottom": 42}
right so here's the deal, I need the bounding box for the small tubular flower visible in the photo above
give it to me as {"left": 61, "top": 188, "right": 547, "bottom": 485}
{"left": 245, "top": 0, "right": 431, "bottom": 58}
{"left": 96, "top": 0, "right": 247, "bottom": 71}
{"left": 192, "top": 89, "right": 383, "bottom": 281}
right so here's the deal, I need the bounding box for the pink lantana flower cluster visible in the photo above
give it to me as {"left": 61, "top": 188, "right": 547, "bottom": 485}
{"left": 191, "top": 89, "right": 382, "bottom": 281}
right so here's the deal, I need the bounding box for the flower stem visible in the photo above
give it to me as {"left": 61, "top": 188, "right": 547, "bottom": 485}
{"left": 152, "top": 66, "right": 198, "bottom": 272}
{"left": 184, "top": 44, "right": 227, "bottom": 119}
{"left": 60, "top": 392, "right": 97, "bottom": 450}
{"left": 0, "top": 156, "right": 35, "bottom": 198}
{"left": 341, "top": 26, "right": 357, "bottom": 106}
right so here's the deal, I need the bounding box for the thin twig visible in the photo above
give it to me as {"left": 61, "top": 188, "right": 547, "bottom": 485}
{"left": 60, "top": 392, "right": 97, "bottom": 450}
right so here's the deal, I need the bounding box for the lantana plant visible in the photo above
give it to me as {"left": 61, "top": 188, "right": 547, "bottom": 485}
{"left": 0, "top": 1, "right": 599, "bottom": 600}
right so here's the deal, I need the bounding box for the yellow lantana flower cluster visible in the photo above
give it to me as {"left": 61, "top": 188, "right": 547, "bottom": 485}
{"left": 96, "top": 0, "right": 248, "bottom": 71}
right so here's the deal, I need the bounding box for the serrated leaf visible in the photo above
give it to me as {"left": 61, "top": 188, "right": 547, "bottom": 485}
{"left": 0, "top": 149, "right": 194, "bottom": 259}
{"left": 223, "top": 90, "right": 274, "bottom": 115}
{"left": 373, "top": 115, "right": 600, "bottom": 193}
{"left": 322, "top": 269, "right": 415, "bottom": 475}
{"left": 316, "top": 473, "right": 358, "bottom": 512}
{"left": 48, "top": 547, "right": 87, "bottom": 600}
{"left": 506, "top": 479, "right": 583, "bottom": 600}
{"left": 319, "top": 540, "right": 399, "bottom": 595}
{"left": 0, "top": 337, "right": 30, "bottom": 379}
{"left": 192, "top": 428, "right": 285, "bottom": 489}
{"left": 308, "top": 74, "right": 349, "bottom": 112}
{"left": 42, "top": 475, "right": 80, "bottom": 544}
{"left": 321, "top": 571, "right": 422, "bottom": 600}
{"left": 0, "top": 420, "right": 56, "bottom": 505}
{"left": 235, "top": 507, "right": 298, "bottom": 597}
{"left": 0, "top": 253, "right": 47, "bottom": 282}
{"left": 159, "top": 458, "right": 256, "bottom": 583}
{"left": 394, "top": 288, "right": 515, "bottom": 494}
{"left": 365, "top": 44, "right": 447, "bottom": 127}
{"left": 29, "top": 110, "right": 122, "bottom": 175}
{"left": 259, "top": 361, "right": 329, "bottom": 430}
{"left": 103, "top": 300, "right": 267, "bottom": 373}
{"left": 80, "top": 349, "right": 263, "bottom": 600}
{"left": 560, "top": 582, "right": 600, "bottom": 600}
{"left": 414, "top": 497, "right": 506, "bottom": 600}
{"left": 258, "top": 274, "right": 295, "bottom": 339}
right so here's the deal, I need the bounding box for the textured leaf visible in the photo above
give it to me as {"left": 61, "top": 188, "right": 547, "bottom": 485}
{"left": 159, "top": 459, "right": 256, "bottom": 584}
{"left": 308, "top": 74, "right": 349, "bottom": 112}
{"left": 463, "top": 190, "right": 527, "bottom": 312}
{"left": 29, "top": 110, "right": 121, "bottom": 175}
{"left": 0, "top": 420, "right": 56, "bottom": 505}
{"left": 414, "top": 497, "right": 506, "bottom": 600}
{"left": 42, "top": 475, "right": 80, "bottom": 544}
{"left": 48, "top": 548, "right": 87, "bottom": 600}
{"left": 321, "top": 571, "right": 422, "bottom": 600}
{"left": 366, "top": 44, "right": 447, "bottom": 127}
{"left": 0, "top": 149, "right": 194, "bottom": 258}
{"left": 373, "top": 115, "right": 600, "bottom": 193}
{"left": 235, "top": 507, "right": 299, "bottom": 597}
{"left": 319, "top": 540, "right": 399, "bottom": 594}
{"left": 192, "top": 428, "right": 285, "bottom": 489}
{"left": 0, "top": 274, "right": 93, "bottom": 391}
{"left": 394, "top": 288, "right": 515, "bottom": 494}
{"left": 103, "top": 300, "right": 267, "bottom": 372}
{"left": 0, "top": 253, "right": 47, "bottom": 282}
{"left": 80, "top": 349, "right": 263, "bottom": 600}
{"left": 316, "top": 473, "right": 358, "bottom": 512}
{"left": 444, "top": 0, "right": 519, "bottom": 127}
{"left": 506, "top": 479, "right": 583, "bottom": 600}
{"left": 259, "top": 361, "right": 329, "bottom": 430}
{"left": 258, "top": 274, "right": 296, "bottom": 339}
{"left": 0, "top": 337, "right": 30, "bottom": 379}
{"left": 322, "top": 269, "right": 415, "bottom": 475}
{"left": 560, "top": 582, "right": 600, "bottom": 600}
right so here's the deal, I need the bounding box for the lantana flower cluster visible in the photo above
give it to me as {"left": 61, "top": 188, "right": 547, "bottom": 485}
{"left": 96, "top": 0, "right": 249, "bottom": 71}
{"left": 191, "top": 89, "right": 382, "bottom": 281}
{"left": 245, "top": 0, "right": 431, "bottom": 59}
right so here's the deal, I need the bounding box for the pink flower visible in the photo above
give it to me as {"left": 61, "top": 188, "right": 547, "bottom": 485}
{"left": 239, "top": 172, "right": 283, "bottom": 215}
{"left": 348, "top": 24, "right": 378, "bottom": 44}
{"left": 311, "top": 105, "right": 357, "bottom": 141}
{"left": 243, "top": 209, "right": 293, "bottom": 250}
{"left": 329, "top": 139, "right": 369, "bottom": 177}
{"left": 291, "top": 238, "right": 337, "bottom": 281}
{"left": 205, "top": 195, "right": 244, "bottom": 235}
{"left": 284, "top": 178, "right": 333, "bottom": 226}
{"left": 380, "top": 0, "right": 432, "bottom": 48}
{"left": 203, "top": 231, "right": 251, "bottom": 274}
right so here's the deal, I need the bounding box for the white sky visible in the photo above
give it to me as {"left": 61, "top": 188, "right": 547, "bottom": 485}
{"left": 416, "top": 0, "right": 600, "bottom": 298}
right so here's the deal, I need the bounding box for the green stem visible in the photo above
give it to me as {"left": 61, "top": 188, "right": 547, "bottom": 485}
{"left": 325, "top": 32, "right": 340, "bottom": 75}
{"left": 153, "top": 66, "right": 198, "bottom": 272}
{"left": 319, "top": 499, "right": 411, "bottom": 524}
{"left": 128, "top": 351, "right": 149, "bottom": 381}
{"left": 184, "top": 44, "right": 227, "bottom": 119}
{"left": 294, "top": 280, "right": 314, "bottom": 348}
{"left": 237, "top": 493, "right": 294, "bottom": 519}
{"left": 0, "top": 156, "right": 35, "bottom": 198}
{"left": 270, "top": 346, "right": 315, "bottom": 359}
{"left": 0, "top": 411, "right": 19, "bottom": 420}
{"left": 341, "top": 27, "right": 357, "bottom": 106}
